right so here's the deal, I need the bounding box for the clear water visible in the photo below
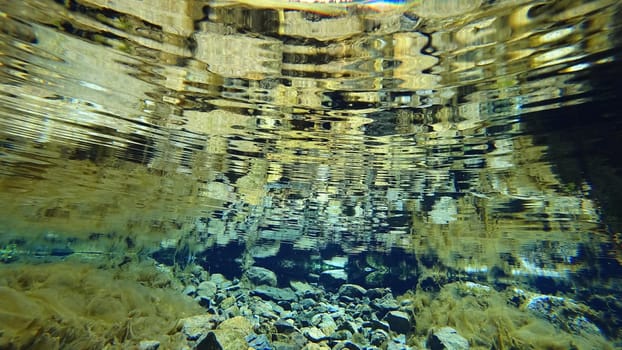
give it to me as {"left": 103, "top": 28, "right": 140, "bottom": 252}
{"left": 1, "top": 0, "right": 621, "bottom": 348}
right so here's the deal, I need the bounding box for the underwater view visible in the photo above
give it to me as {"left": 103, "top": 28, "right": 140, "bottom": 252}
{"left": 1, "top": 0, "right": 621, "bottom": 349}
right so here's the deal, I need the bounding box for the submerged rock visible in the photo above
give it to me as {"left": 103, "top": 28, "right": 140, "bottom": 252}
{"left": 384, "top": 310, "right": 412, "bottom": 334}
{"left": 303, "top": 326, "right": 328, "bottom": 342}
{"left": 427, "top": 327, "right": 469, "bottom": 350}
{"left": 179, "top": 314, "right": 219, "bottom": 340}
{"left": 252, "top": 286, "right": 298, "bottom": 303}
{"left": 523, "top": 292, "right": 602, "bottom": 336}
{"left": 138, "top": 340, "right": 160, "bottom": 350}
{"left": 197, "top": 316, "right": 253, "bottom": 350}
{"left": 246, "top": 266, "right": 278, "bottom": 287}
{"left": 319, "top": 269, "right": 348, "bottom": 288}
{"left": 338, "top": 284, "right": 367, "bottom": 299}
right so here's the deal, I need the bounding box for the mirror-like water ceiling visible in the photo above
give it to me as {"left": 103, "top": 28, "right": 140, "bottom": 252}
{"left": 1, "top": 0, "right": 621, "bottom": 349}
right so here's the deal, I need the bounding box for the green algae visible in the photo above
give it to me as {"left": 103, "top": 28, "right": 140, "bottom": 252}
{"left": 0, "top": 260, "right": 203, "bottom": 350}
{"left": 398, "top": 282, "right": 614, "bottom": 350}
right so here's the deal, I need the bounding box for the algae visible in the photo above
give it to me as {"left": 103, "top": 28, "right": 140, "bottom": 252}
{"left": 399, "top": 282, "right": 614, "bottom": 350}
{"left": 0, "top": 260, "right": 203, "bottom": 350}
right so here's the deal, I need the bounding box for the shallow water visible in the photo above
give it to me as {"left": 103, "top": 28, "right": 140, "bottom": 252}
{"left": 1, "top": 0, "right": 621, "bottom": 348}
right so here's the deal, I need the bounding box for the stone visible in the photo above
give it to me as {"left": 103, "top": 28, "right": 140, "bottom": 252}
{"left": 275, "top": 318, "right": 297, "bottom": 333}
{"left": 384, "top": 310, "right": 412, "bottom": 334}
{"left": 319, "top": 269, "right": 347, "bottom": 289}
{"left": 338, "top": 284, "right": 367, "bottom": 299}
{"left": 179, "top": 314, "right": 219, "bottom": 340}
{"left": 387, "top": 334, "right": 412, "bottom": 350}
{"left": 299, "top": 298, "right": 317, "bottom": 310}
{"left": 328, "top": 329, "right": 351, "bottom": 341}
{"left": 333, "top": 340, "right": 362, "bottom": 350}
{"left": 303, "top": 326, "right": 328, "bottom": 342}
{"left": 366, "top": 288, "right": 390, "bottom": 300}
{"left": 196, "top": 316, "right": 254, "bottom": 350}
{"left": 368, "top": 319, "right": 390, "bottom": 332}
{"left": 310, "top": 313, "right": 337, "bottom": 335}
{"left": 197, "top": 281, "right": 217, "bottom": 299}
{"left": 245, "top": 333, "right": 272, "bottom": 350}
{"left": 138, "top": 340, "right": 160, "bottom": 350}
{"left": 290, "top": 280, "right": 314, "bottom": 294}
{"left": 370, "top": 329, "right": 389, "bottom": 346}
{"left": 524, "top": 294, "right": 602, "bottom": 336}
{"left": 182, "top": 285, "right": 197, "bottom": 296}
{"left": 210, "top": 273, "right": 228, "bottom": 286}
{"left": 302, "top": 343, "right": 331, "bottom": 350}
{"left": 252, "top": 286, "right": 298, "bottom": 303}
{"left": 246, "top": 266, "right": 278, "bottom": 286}
{"left": 427, "top": 327, "right": 469, "bottom": 350}
{"left": 371, "top": 295, "right": 400, "bottom": 314}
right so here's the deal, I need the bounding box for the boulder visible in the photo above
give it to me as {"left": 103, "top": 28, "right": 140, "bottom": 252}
{"left": 246, "top": 266, "right": 278, "bottom": 287}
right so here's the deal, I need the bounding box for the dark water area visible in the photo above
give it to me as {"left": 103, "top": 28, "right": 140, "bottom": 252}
{"left": 1, "top": 0, "right": 622, "bottom": 349}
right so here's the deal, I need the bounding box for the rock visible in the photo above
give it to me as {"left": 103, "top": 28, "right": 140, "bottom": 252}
{"left": 197, "top": 281, "right": 217, "bottom": 299}
{"left": 371, "top": 295, "right": 400, "bottom": 314}
{"left": 302, "top": 343, "right": 331, "bottom": 350}
{"left": 252, "top": 300, "right": 280, "bottom": 320}
{"left": 370, "top": 329, "right": 389, "bottom": 346}
{"left": 197, "top": 316, "right": 254, "bottom": 350}
{"left": 182, "top": 285, "right": 197, "bottom": 296}
{"left": 333, "top": 340, "right": 362, "bottom": 350}
{"left": 427, "top": 327, "right": 469, "bottom": 350}
{"left": 524, "top": 294, "right": 602, "bottom": 336}
{"left": 338, "top": 284, "right": 367, "bottom": 299}
{"left": 210, "top": 273, "right": 228, "bottom": 287}
{"left": 245, "top": 333, "right": 272, "bottom": 350}
{"left": 290, "top": 281, "right": 315, "bottom": 295}
{"left": 298, "top": 298, "right": 317, "bottom": 310}
{"left": 341, "top": 320, "right": 362, "bottom": 334}
{"left": 319, "top": 269, "right": 347, "bottom": 289}
{"left": 138, "top": 340, "right": 160, "bottom": 350}
{"left": 366, "top": 288, "right": 390, "bottom": 300}
{"left": 246, "top": 266, "right": 278, "bottom": 287}
{"left": 252, "top": 286, "right": 298, "bottom": 303}
{"left": 368, "top": 319, "right": 390, "bottom": 332}
{"left": 387, "top": 334, "right": 412, "bottom": 350}
{"left": 310, "top": 313, "right": 337, "bottom": 335}
{"left": 275, "top": 318, "right": 297, "bottom": 333}
{"left": 328, "top": 329, "right": 351, "bottom": 341}
{"left": 303, "top": 326, "right": 328, "bottom": 342}
{"left": 384, "top": 311, "right": 412, "bottom": 334}
{"left": 179, "top": 314, "right": 219, "bottom": 340}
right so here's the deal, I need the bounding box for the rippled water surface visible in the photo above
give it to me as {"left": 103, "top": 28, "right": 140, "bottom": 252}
{"left": 1, "top": 0, "right": 622, "bottom": 348}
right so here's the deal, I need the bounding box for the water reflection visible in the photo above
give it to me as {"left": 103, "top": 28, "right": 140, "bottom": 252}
{"left": 0, "top": 0, "right": 621, "bottom": 298}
